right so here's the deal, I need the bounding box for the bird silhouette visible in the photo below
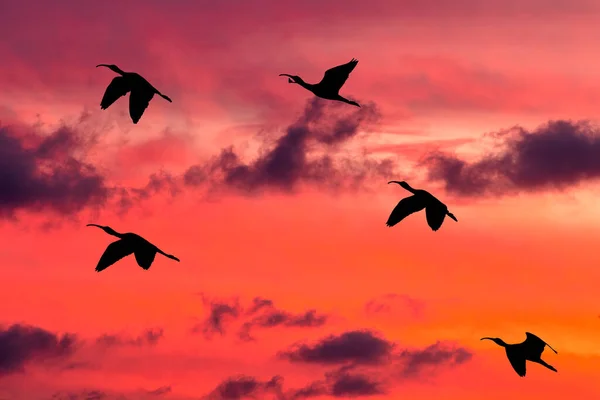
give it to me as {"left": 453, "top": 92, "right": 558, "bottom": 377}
{"left": 481, "top": 332, "right": 558, "bottom": 377}
{"left": 280, "top": 59, "right": 360, "bottom": 107}
{"left": 386, "top": 181, "right": 457, "bottom": 231}
{"left": 96, "top": 64, "right": 172, "bottom": 124}
{"left": 87, "top": 224, "right": 180, "bottom": 272}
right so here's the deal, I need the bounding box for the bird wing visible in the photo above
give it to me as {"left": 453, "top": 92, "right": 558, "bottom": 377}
{"left": 134, "top": 249, "right": 157, "bottom": 270}
{"left": 386, "top": 195, "right": 426, "bottom": 227}
{"left": 506, "top": 347, "right": 527, "bottom": 377}
{"left": 100, "top": 76, "right": 131, "bottom": 110}
{"left": 425, "top": 203, "right": 448, "bottom": 231}
{"left": 128, "top": 87, "right": 155, "bottom": 124}
{"left": 318, "top": 58, "right": 359, "bottom": 92}
{"left": 524, "top": 332, "right": 556, "bottom": 356}
{"left": 94, "top": 240, "right": 134, "bottom": 272}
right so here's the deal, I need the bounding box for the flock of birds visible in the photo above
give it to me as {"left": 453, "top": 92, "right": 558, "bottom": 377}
{"left": 91, "top": 59, "right": 558, "bottom": 378}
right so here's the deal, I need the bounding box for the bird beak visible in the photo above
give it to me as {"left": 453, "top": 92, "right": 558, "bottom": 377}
{"left": 448, "top": 213, "right": 458, "bottom": 222}
{"left": 480, "top": 337, "right": 492, "bottom": 341}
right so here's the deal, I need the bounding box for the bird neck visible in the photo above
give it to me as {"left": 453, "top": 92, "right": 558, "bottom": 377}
{"left": 101, "top": 225, "right": 124, "bottom": 238}
{"left": 108, "top": 65, "right": 126, "bottom": 75}
{"left": 295, "top": 78, "right": 313, "bottom": 91}
{"left": 400, "top": 182, "right": 416, "bottom": 194}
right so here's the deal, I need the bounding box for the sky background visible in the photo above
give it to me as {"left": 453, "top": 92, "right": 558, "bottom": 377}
{"left": 1, "top": 0, "right": 599, "bottom": 399}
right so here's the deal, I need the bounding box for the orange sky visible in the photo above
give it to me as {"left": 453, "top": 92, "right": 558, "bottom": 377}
{"left": 0, "top": 1, "right": 599, "bottom": 399}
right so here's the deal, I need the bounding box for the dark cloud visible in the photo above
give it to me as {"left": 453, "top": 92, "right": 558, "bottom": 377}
{"left": 0, "top": 123, "right": 109, "bottom": 217}
{"left": 279, "top": 330, "right": 473, "bottom": 392}
{"left": 95, "top": 328, "right": 164, "bottom": 347}
{"left": 0, "top": 118, "right": 186, "bottom": 222}
{"left": 0, "top": 324, "right": 78, "bottom": 376}
{"left": 205, "top": 370, "right": 384, "bottom": 400}
{"left": 396, "top": 341, "right": 473, "bottom": 377}
{"left": 146, "top": 386, "right": 172, "bottom": 396}
{"left": 290, "top": 368, "right": 385, "bottom": 399}
{"left": 279, "top": 330, "right": 394, "bottom": 366}
{"left": 365, "top": 293, "right": 425, "bottom": 319}
{"left": 183, "top": 98, "right": 394, "bottom": 194}
{"left": 424, "top": 120, "right": 600, "bottom": 196}
{"left": 193, "top": 295, "right": 242, "bottom": 338}
{"left": 193, "top": 295, "right": 327, "bottom": 341}
{"left": 203, "top": 375, "right": 284, "bottom": 400}
{"left": 239, "top": 299, "right": 327, "bottom": 341}
{"left": 328, "top": 370, "right": 384, "bottom": 398}
{"left": 50, "top": 390, "right": 108, "bottom": 400}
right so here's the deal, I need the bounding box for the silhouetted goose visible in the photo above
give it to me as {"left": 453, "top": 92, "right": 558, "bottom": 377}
{"left": 96, "top": 64, "right": 172, "bottom": 123}
{"left": 386, "top": 181, "right": 457, "bottom": 231}
{"left": 87, "top": 224, "right": 180, "bottom": 272}
{"left": 481, "top": 332, "right": 558, "bottom": 377}
{"left": 280, "top": 59, "right": 360, "bottom": 107}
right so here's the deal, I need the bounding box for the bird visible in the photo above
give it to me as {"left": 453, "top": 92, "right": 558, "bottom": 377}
{"left": 86, "top": 224, "right": 180, "bottom": 272}
{"left": 279, "top": 58, "right": 361, "bottom": 107}
{"left": 96, "top": 64, "right": 172, "bottom": 124}
{"left": 481, "top": 332, "right": 558, "bottom": 377}
{"left": 386, "top": 180, "right": 457, "bottom": 231}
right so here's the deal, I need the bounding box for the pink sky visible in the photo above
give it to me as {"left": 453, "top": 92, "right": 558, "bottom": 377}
{"left": 1, "top": 0, "right": 599, "bottom": 399}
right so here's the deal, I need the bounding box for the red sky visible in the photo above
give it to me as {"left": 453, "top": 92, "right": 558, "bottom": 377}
{"left": 1, "top": 0, "right": 599, "bottom": 399}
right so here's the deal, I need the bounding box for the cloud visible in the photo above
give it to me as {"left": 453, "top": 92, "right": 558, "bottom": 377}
{"left": 204, "top": 335, "right": 472, "bottom": 400}
{"left": 182, "top": 98, "right": 394, "bottom": 195}
{"left": 279, "top": 330, "right": 394, "bottom": 366}
{"left": 239, "top": 298, "right": 327, "bottom": 341}
{"left": 396, "top": 341, "right": 473, "bottom": 377}
{"left": 0, "top": 117, "right": 187, "bottom": 222}
{"left": 424, "top": 120, "right": 600, "bottom": 197}
{"left": 0, "top": 324, "right": 78, "bottom": 376}
{"left": 291, "top": 367, "right": 385, "bottom": 398}
{"left": 279, "top": 330, "right": 472, "bottom": 385}
{"left": 202, "top": 375, "right": 284, "bottom": 400}
{"left": 204, "top": 372, "right": 383, "bottom": 400}
{"left": 50, "top": 390, "right": 108, "bottom": 400}
{"left": 364, "top": 294, "right": 425, "bottom": 319}
{"left": 193, "top": 295, "right": 328, "bottom": 341}
{"left": 193, "top": 295, "right": 242, "bottom": 338}
{"left": 95, "top": 328, "right": 164, "bottom": 347}
{"left": 0, "top": 122, "right": 109, "bottom": 218}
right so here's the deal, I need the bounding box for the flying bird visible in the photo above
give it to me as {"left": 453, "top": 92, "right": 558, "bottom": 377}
{"left": 96, "top": 64, "right": 172, "bottom": 124}
{"left": 280, "top": 58, "right": 361, "bottom": 107}
{"left": 386, "top": 181, "right": 457, "bottom": 231}
{"left": 87, "top": 224, "right": 180, "bottom": 272}
{"left": 481, "top": 332, "right": 558, "bottom": 377}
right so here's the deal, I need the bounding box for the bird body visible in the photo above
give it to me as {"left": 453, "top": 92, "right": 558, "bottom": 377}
{"left": 482, "top": 332, "right": 558, "bottom": 377}
{"left": 87, "top": 224, "right": 180, "bottom": 272}
{"left": 386, "top": 181, "right": 457, "bottom": 231}
{"left": 96, "top": 64, "right": 172, "bottom": 124}
{"left": 280, "top": 58, "right": 360, "bottom": 107}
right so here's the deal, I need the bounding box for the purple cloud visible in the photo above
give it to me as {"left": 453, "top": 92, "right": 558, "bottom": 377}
{"left": 424, "top": 119, "right": 600, "bottom": 196}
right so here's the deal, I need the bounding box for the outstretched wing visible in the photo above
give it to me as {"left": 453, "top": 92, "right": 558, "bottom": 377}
{"left": 425, "top": 203, "right": 448, "bottom": 231}
{"left": 100, "top": 76, "right": 131, "bottom": 110}
{"left": 129, "top": 88, "right": 155, "bottom": 124}
{"left": 94, "top": 240, "right": 134, "bottom": 272}
{"left": 506, "top": 348, "right": 527, "bottom": 377}
{"left": 525, "top": 332, "right": 557, "bottom": 356}
{"left": 134, "top": 249, "right": 157, "bottom": 270}
{"left": 318, "top": 58, "right": 359, "bottom": 92}
{"left": 386, "top": 195, "right": 426, "bottom": 227}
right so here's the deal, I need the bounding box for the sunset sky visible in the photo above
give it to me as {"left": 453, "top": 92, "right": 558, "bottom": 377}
{"left": 1, "top": 0, "right": 600, "bottom": 399}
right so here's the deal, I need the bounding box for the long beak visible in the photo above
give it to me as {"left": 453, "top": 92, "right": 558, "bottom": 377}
{"left": 96, "top": 64, "right": 109, "bottom": 68}
{"left": 86, "top": 223, "right": 104, "bottom": 229}
{"left": 447, "top": 212, "right": 458, "bottom": 222}
{"left": 480, "top": 337, "right": 493, "bottom": 341}
{"left": 387, "top": 181, "right": 402, "bottom": 185}
{"left": 279, "top": 74, "right": 293, "bottom": 78}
